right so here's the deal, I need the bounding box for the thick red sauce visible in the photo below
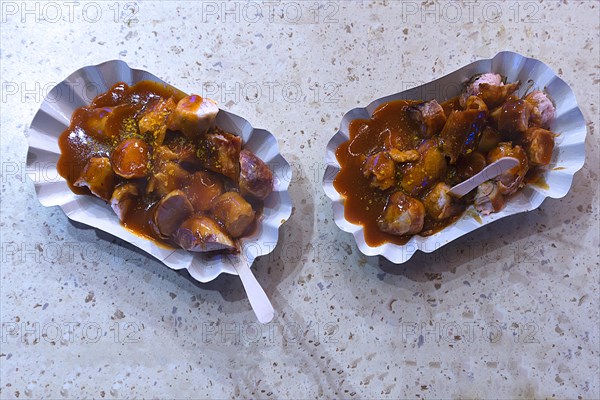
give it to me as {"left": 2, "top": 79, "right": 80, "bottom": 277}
{"left": 58, "top": 81, "right": 261, "bottom": 247}
{"left": 333, "top": 99, "right": 462, "bottom": 247}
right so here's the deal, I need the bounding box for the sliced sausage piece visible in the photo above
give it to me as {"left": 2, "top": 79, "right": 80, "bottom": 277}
{"left": 79, "top": 104, "right": 139, "bottom": 142}
{"left": 464, "top": 95, "right": 488, "bottom": 113}
{"left": 487, "top": 142, "right": 529, "bottom": 195}
{"left": 167, "top": 95, "right": 219, "bottom": 139}
{"left": 110, "top": 182, "right": 139, "bottom": 221}
{"left": 456, "top": 151, "right": 487, "bottom": 181}
{"left": 377, "top": 191, "right": 425, "bottom": 236}
{"left": 153, "top": 190, "right": 194, "bottom": 238}
{"left": 423, "top": 182, "right": 463, "bottom": 221}
{"left": 465, "top": 73, "right": 503, "bottom": 95}
{"left": 475, "top": 181, "right": 505, "bottom": 215}
{"left": 477, "top": 81, "right": 520, "bottom": 109}
{"left": 401, "top": 140, "right": 447, "bottom": 196}
{"left": 174, "top": 216, "right": 236, "bottom": 252}
{"left": 111, "top": 138, "right": 151, "bottom": 179}
{"left": 184, "top": 171, "right": 224, "bottom": 212}
{"left": 522, "top": 127, "right": 555, "bottom": 166}
{"left": 477, "top": 126, "right": 502, "bottom": 154}
{"left": 407, "top": 99, "right": 447, "bottom": 138}
{"left": 74, "top": 157, "right": 116, "bottom": 201}
{"left": 146, "top": 160, "right": 188, "bottom": 197}
{"left": 80, "top": 107, "right": 114, "bottom": 141}
{"left": 362, "top": 151, "right": 396, "bottom": 190}
{"left": 239, "top": 149, "right": 274, "bottom": 200}
{"left": 161, "top": 137, "right": 202, "bottom": 168}
{"left": 525, "top": 91, "right": 555, "bottom": 128}
{"left": 460, "top": 73, "right": 509, "bottom": 108}
{"left": 212, "top": 192, "right": 256, "bottom": 238}
{"left": 439, "top": 108, "right": 487, "bottom": 164}
{"left": 494, "top": 99, "right": 532, "bottom": 140}
{"left": 138, "top": 97, "right": 176, "bottom": 146}
{"left": 196, "top": 131, "right": 242, "bottom": 181}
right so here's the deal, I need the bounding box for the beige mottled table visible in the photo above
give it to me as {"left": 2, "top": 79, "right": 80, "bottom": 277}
{"left": 1, "top": 1, "right": 598, "bottom": 398}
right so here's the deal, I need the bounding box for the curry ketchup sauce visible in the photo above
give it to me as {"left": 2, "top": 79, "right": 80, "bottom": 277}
{"left": 57, "top": 81, "right": 186, "bottom": 244}
{"left": 333, "top": 98, "right": 468, "bottom": 247}
{"left": 333, "top": 100, "right": 423, "bottom": 246}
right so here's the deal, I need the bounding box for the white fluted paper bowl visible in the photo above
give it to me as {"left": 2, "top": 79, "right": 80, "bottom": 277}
{"left": 323, "top": 51, "right": 586, "bottom": 264}
{"left": 27, "top": 60, "right": 292, "bottom": 282}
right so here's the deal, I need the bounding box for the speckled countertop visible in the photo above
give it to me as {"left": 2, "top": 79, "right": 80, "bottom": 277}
{"left": 1, "top": 1, "right": 598, "bottom": 399}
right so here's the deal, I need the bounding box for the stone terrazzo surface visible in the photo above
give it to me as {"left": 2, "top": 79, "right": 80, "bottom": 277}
{"left": 1, "top": 1, "right": 599, "bottom": 398}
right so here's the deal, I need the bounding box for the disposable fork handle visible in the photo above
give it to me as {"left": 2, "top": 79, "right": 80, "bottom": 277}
{"left": 228, "top": 255, "right": 275, "bottom": 324}
{"left": 448, "top": 157, "right": 520, "bottom": 198}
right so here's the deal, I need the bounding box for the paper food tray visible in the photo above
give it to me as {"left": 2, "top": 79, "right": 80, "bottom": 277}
{"left": 323, "top": 51, "right": 586, "bottom": 264}
{"left": 27, "top": 60, "right": 293, "bottom": 282}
